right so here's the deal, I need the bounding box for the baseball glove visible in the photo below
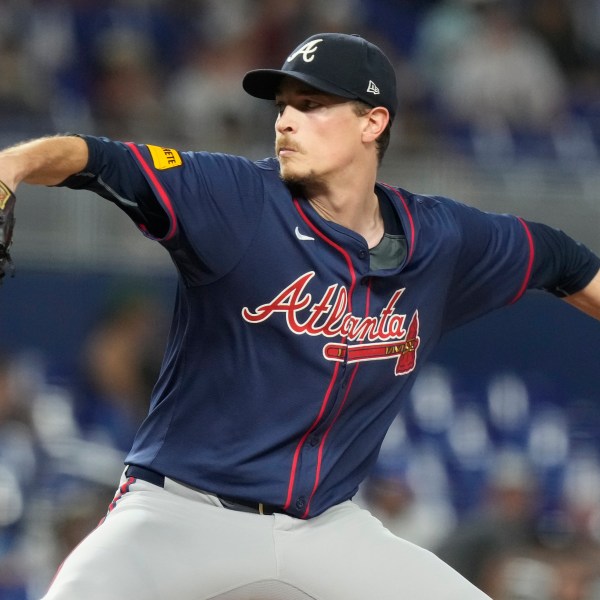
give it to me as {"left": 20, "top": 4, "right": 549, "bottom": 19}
{"left": 0, "top": 180, "right": 16, "bottom": 281}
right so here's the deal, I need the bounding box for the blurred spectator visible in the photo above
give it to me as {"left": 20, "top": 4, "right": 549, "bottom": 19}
{"left": 358, "top": 460, "right": 457, "bottom": 551}
{"left": 25, "top": 0, "right": 92, "bottom": 134}
{"left": 90, "top": 28, "right": 167, "bottom": 140}
{"left": 0, "top": 31, "right": 51, "bottom": 135}
{"left": 166, "top": 30, "right": 264, "bottom": 150}
{"left": 0, "top": 353, "right": 40, "bottom": 599}
{"left": 486, "top": 544, "right": 600, "bottom": 600}
{"left": 559, "top": 450, "right": 600, "bottom": 549}
{"left": 43, "top": 483, "right": 115, "bottom": 584}
{"left": 550, "top": 545, "right": 600, "bottom": 600}
{"left": 73, "top": 290, "right": 167, "bottom": 452}
{"left": 568, "top": 1, "right": 600, "bottom": 131}
{"left": 570, "top": 0, "right": 600, "bottom": 64}
{"left": 435, "top": 450, "right": 542, "bottom": 595}
{"left": 356, "top": 411, "right": 457, "bottom": 551}
{"left": 436, "top": 1, "right": 569, "bottom": 137}
{"left": 488, "top": 555, "right": 557, "bottom": 600}
{"left": 524, "top": 0, "right": 588, "bottom": 81}
{"left": 414, "top": 0, "right": 481, "bottom": 95}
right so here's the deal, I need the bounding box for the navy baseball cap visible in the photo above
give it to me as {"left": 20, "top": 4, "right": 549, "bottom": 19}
{"left": 243, "top": 33, "right": 398, "bottom": 120}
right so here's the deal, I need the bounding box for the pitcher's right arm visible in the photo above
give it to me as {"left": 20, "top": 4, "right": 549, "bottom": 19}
{"left": 0, "top": 136, "right": 89, "bottom": 192}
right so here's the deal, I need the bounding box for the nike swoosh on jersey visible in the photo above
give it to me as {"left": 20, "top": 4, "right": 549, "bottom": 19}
{"left": 295, "top": 226, "right": 315, "bottom": 241}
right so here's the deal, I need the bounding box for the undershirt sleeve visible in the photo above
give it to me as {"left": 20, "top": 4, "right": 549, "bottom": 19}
{"left": 526, "top": 220, "right": 600, "bottom": 297}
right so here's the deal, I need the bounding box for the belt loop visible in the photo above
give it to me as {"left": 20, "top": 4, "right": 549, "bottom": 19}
{"left": 259, "top": 502, "right": 264, "bottom": 515}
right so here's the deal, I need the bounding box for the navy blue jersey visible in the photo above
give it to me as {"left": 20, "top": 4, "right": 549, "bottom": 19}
{"left": 61, "top": 137, "right": 600, "bottom": 518}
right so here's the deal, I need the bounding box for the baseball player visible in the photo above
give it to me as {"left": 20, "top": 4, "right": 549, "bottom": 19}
{"left": 1, "top": 32, "right": 599, "bottom": 600}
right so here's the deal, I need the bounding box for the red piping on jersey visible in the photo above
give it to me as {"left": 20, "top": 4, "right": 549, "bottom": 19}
{"left": 284, "top": 199, "right": 359, "bottom": 513}
{"left": 301, "top": 277, "right": 373, "bottom": 517}
{"left": 125, "top": 142, "right": 178, "bottom": 242}
{"left": 284, "top": 361, "right": 342, "bottom": 511}
{"left": 380, "top": 184, "right": 416, "bottom": 263}
{"left": 293, "top": 199, "right": 359, "bottom": 279}
{"left": 510, "top": 218, "right": 535, "bottom": 304}
{"left": 302, "top": 363, "right": 360, "bottom": 518}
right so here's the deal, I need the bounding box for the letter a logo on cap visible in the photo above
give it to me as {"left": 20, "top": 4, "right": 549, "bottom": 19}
{"left": 287, "top": 39, "right": 323, "bottom": 63}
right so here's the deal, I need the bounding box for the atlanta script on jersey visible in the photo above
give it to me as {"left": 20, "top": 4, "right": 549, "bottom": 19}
{"left": 64, "top": 137, "right": 540, "bottom": 518}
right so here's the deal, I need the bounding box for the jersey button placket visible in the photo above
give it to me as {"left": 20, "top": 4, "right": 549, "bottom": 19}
{"left": 308, "top": 434, "right": 320, "bottom": 447}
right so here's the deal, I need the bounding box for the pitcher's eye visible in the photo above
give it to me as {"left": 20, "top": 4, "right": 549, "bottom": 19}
{"left": 300, "top": 100, "right": 320, "bottom": 111}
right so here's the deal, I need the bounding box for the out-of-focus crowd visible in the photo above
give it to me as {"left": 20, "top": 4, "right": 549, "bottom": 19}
{"left": 1, "top": 1, "right": 600, "bottom": 598}
{"left": 0, "top": 291, "right": 168, "bottom": 599}
{"left": 0, "top": 0, "right": 599, "bottom": 162}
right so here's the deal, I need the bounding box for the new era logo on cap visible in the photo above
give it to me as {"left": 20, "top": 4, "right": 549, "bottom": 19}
{"left": 242, "top": 33, "right": 398, "bottom": 120}
{"left": 367, "top": 80, "right": 380, "bottom": 95}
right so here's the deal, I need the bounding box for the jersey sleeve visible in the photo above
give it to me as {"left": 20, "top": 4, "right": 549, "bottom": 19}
{"left": 58, "top": 135, "right": 267, "bottom": 284}
{"left": 525, "top": 220, "right": 600, "bottom": 297}
{"left": 441, "top": 201, "right": 600, "bottom": 330}
{"left": 122, "top": 142, "right": 266, "bottom": 282}
{"left": 57, "top": 135, "right": 169, "bottom": 237}
{"left": 442, "top": 202, "right": 536, "bottom": 330}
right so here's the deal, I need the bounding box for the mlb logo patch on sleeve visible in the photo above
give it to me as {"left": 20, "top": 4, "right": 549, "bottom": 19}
{"left": 147, "top": 145, "right": 183, "bottom": 170}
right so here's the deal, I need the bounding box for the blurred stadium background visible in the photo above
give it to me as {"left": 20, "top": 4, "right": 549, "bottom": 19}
{"left": 0, "top": 1, "right": 599, "bottom": 598}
